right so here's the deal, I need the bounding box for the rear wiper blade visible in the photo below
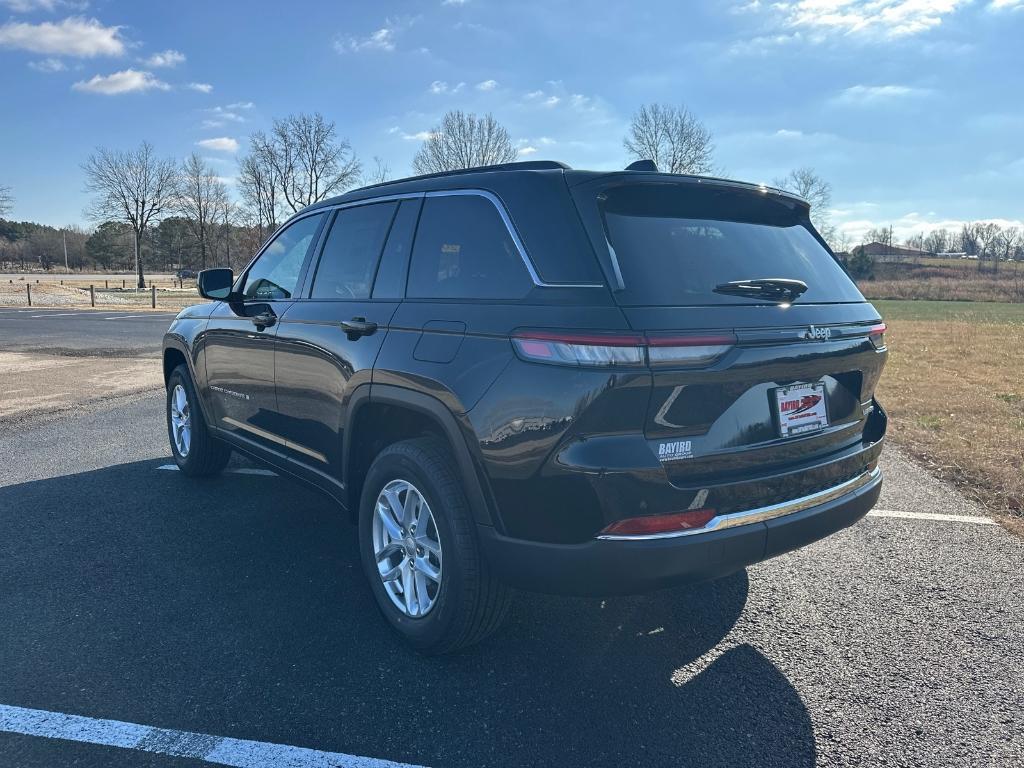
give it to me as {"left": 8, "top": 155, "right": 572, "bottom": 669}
{"left": 713, "top": 278, "right": 809, "bottom": 302}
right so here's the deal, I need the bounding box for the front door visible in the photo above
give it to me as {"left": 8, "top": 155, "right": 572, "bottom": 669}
{"left": 202, "top": 212, "right": 326, "bottom": 450}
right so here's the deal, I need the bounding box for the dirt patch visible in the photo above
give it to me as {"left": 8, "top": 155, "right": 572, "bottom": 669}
{"left": 0, "top": 351, "right": 163, "bottom": 422}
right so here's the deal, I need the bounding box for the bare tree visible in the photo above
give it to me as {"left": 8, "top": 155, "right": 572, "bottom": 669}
{"left": 237, "top": 151, "right": 280, "bottom": 243}
{"left": 0, "top": 185, "right": 12, "bottom": 217}
{"left": 774, "top": 167, "right": 835, "bottom": 244}
{"left": 412, "top": 111, "right": 518, "bottom": 175}
{"left": 177, "top": 153, "right": 228, "bottom": 271}
{"left": 998, "top": 226, "right": 1021, "bottom": 265}
{"left": 249, "top": 112, "right": 361, "bottom": 214}
{"left": 82, "top": 142, "right": 177, "bottom": 288}
{"left": 363, "top": 156, "right": 391, "bottom": 186}
{"left": 923, "top": 228, "right": 950, "bottom": 255}
{"left": 624, "top": 103, "right": 715, "bottom": 175}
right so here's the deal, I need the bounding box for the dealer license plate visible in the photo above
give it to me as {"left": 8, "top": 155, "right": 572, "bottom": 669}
{"left": 774, "top": 382, "right": 829, "bottom": 438}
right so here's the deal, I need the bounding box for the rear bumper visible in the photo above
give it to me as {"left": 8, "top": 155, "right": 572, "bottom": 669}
{"left": 478, "top": 467, "right": 881, "bottom": 596}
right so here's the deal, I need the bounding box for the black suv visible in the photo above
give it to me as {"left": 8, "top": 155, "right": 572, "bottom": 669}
{"left": 162, "top": 160, "right": 887, "bottom": 653}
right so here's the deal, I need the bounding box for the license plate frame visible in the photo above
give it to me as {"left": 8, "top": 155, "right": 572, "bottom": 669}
{"left": 773, "top": 382, "right": 829, "bottom": 438}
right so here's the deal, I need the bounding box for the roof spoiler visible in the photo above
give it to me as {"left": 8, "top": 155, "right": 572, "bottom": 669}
{"left": 625, "top": 159, "right": 659, "bottom": 172}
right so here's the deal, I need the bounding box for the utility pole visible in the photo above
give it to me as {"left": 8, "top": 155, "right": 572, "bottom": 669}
{"left": 63, "top": 230, "right": 69, "bottom": 273}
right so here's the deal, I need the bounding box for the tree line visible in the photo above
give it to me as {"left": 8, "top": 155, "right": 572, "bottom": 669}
{"left": 1, "top": 104, "right": 1017, "bottom": 287}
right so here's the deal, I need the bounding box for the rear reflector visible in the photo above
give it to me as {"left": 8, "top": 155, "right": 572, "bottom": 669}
{"left": 512, "top": 330, "right": 735, "bottom": 368}
{"left": 600, "top": 508, "right": 717, "bottom": 537}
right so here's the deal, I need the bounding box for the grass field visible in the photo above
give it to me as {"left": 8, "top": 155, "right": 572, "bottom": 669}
{"left": 874, "top": 299, "right": 1024, "bottom": 525}
{"left": 857, "top": 259, "right": 1024, "bottom": 303}
{"left": 0, "top": 279, "right": 205, "bottom": 311}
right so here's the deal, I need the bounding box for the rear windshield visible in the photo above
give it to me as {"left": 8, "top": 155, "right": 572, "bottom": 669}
{"left": 598, "top": 183, "right": 864, "bottom": 306}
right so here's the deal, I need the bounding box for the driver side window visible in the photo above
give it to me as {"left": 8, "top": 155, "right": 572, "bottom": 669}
{"left": 242, "top": 213, "right": 325, "bottom": 301}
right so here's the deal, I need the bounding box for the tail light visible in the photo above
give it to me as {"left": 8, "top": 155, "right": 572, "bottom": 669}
{"left": 600, "top": 508, "right": 717, "bottom": 537}
{"left": 868, "top": 322, "right": 886, "bottom": 349}
{"left": 512, "top": 330, "right": 736, "bottom": 368}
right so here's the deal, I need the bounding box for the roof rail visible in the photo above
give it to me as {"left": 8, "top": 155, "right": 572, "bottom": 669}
{"left": 353, "top": 160, "right": 572, "bottom": 193}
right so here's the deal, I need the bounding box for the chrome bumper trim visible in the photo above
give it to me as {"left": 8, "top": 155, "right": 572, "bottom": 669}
{"left": 596, "top": 467, "right": 881, "bottom": 541}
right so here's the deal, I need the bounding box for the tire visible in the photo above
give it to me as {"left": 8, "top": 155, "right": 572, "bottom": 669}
{"left": 358, "top": 437, "right": 510, "bottom": 654}
{"left": 166, "top": 364, "right": 231, "bottom": 477}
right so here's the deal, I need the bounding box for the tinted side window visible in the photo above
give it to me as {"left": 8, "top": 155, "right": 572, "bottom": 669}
{"left": 310, "top": 202, "right": 397, "bottom": 300}
{"left": 373, "top": 198, "right": 421, "bottom": 299}
{"left": 407, "top": 195, "right": 533, "bottom": 300}
{"left": 242, "top": 213, "right": 324, "bottom": 301}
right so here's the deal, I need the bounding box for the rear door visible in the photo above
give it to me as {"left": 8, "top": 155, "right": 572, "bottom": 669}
{"left": 272, "top": 199, "right": 415, "bottom": 474}
{"left": 572, "top": 179, "right": 886, "bottom": 490}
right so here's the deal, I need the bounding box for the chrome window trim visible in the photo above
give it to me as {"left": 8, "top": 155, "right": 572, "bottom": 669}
{"left": 240, "top": 188, "right": 606, "bottom": 291}
{"left": 596, "top": 467, "right": 881, "bottom": 541}
{"left": 422, "top": 189, "right": 604, "bottom": 289}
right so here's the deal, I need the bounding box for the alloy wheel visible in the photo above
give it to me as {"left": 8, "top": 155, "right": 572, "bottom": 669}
{"left": 372, "top": 479, "right": 443, "bottom": 617}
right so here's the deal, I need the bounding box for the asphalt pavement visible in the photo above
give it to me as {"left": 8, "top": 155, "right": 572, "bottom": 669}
{"left": 0, "top": 306, "right": 176, "bottom": 357}
{"left": 0, "top": 387, "right": 1022, "bottom": 768}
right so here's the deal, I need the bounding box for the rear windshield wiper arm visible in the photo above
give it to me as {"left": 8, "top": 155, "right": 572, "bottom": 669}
{"left": 713, "top": 278, "right": 809, "bottom": 302}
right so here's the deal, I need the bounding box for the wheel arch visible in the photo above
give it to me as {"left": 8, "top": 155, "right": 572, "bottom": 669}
{"left": 162, "top": 336, "right": 214, "bottom": 427}
{"left": 345, "top": 384, "right": 495, "bottom": 526}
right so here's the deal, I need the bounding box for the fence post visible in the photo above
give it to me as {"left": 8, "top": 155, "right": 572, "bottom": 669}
{"left": 105, "top": 280, "right": 109, "bottom": 289}
{"left": 151, "top": 284, "right": 156, "bottom": 308}
{"left": 122, "top": 279, "right": 125, "bottom": 289}
{"left": 90, "top": 285, "right": 95, "bottom": 307}
{"left": 27, "top": 284, "right": 32, "bottom": 306}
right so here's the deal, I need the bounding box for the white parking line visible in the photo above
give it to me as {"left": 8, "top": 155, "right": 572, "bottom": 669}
{"left": 103, "top": 314, "right": 160, "bottom": 320}
{"left": 867, "top": 509, "right": 997, "bottom": 525}
{"left": 156, "top": 464, "right": 278, "bottom": 477}
{"left": 0, "top": 703, "right": 424, "bottom": 768}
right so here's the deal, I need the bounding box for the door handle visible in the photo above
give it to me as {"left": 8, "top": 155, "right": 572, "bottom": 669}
{"left": 340, "top": 317, "right": 378, "bottom": 338}
{"left": 251, "top": 312, "right": 276, "bottom": 329}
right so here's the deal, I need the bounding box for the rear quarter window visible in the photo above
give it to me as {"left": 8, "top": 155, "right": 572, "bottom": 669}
{"left": 598, "top": 183, "right": 863, "bottom": 307}
{"left": 407, "top": 195, "right": 533, "bottom": 300}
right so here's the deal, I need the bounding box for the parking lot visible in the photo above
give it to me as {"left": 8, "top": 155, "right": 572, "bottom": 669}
{"left": 1, "top": 309, "right": 1023, "bottom": 767}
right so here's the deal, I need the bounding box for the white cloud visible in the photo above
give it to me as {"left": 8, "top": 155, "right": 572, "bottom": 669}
{"left": 832, "top": 83, "right": 930, "bottom": 104}
{"left": 72, "top": 69, "right": 170, "bottom": 95}
{"left": 187, "top": 82, "right": 213, "bottom": 93}
{"left": 28, "top": 57, "right": 65, "bottom": 72}
{"left": 143, "top": 49, "right": 185, "bottom": 68}
{"left": 518, "top": 146, "right": 538, "bottom": 155}
{"left": 739, "top": 0, "right": 972, "bottom": 42}
{"left": 834, "top": 210, "right": 1024, "bottom": 243}
{"left": 441, "top": 0, "right": 468, "bottom": 5}
{"left": 525, "top": 90, "right": 544, "bottom": 99}
{"left": 392, "top": 127, "right": 434, "bottom": 141}
{"left": 196, "top": 137, "right": 239, "bottom": 152}
{"left": 201, "top": 104, "right": 249, "bottom": 128}
{"left": 335, "top": 18, "right": 417, "bottom": 54}
{"left": 544, "top": 95, "right": 560, "bottom": 106}
{"left": 0, "top": 16, "right": 125, "bottom": 57}
{"left": 476, "top": 79, "right": 497, "bottom": 91}
{"left": 428, "top": 80, "right": 465, "bottom": 94}
{"left": 989, "top": 0, "right": 1024, "bottom": 9}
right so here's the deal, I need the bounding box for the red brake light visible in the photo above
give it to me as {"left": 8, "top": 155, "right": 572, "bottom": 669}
{"left": 511, "top": 330, "right": 735, "bottom": 368}
{"left": 601, "top": 508, "right": 717, "bottom": 537}
{"left": 511, "top": 331, "right": 645, "bottom": 367}
{"left": 868, "top": 322, "right": 886, "bottom": 349}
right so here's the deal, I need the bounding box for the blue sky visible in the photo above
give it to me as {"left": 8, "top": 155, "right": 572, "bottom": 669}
{"left": 0, "top": 0, "right": 1021, "bottom": 242}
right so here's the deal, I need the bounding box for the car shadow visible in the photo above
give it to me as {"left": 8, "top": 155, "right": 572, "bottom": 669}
{"left": 0, "top": 458, "right": 816, "bottom": 768}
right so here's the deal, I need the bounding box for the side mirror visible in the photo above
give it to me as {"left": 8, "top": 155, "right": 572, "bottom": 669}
{"left": 197, "top": 268, "right": 235, "bottom": 300}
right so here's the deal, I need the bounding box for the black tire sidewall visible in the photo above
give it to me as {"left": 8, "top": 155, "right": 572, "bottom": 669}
{"left": 358, "top": 444, "right": 472, "bottom": 651}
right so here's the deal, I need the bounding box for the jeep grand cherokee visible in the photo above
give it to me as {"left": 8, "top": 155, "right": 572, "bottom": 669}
{"left": 162, "top": 160, "right": 887, "bottom": 653}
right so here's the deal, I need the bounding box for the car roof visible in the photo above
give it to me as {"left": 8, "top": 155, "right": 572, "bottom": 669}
{"left": 300, "top": 161, "right": 809, "bottom": 214}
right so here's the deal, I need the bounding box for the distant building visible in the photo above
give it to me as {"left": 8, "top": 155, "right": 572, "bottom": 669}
{"left": 852, "top": 241, "right": 932, "bottom": 261}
